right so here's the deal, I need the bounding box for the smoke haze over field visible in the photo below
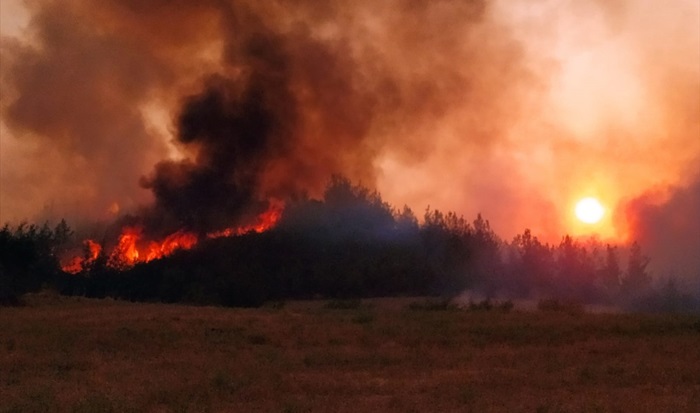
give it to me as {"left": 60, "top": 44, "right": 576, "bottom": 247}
{"left": 1, "top": 1, "right": 698, "bottom": 281}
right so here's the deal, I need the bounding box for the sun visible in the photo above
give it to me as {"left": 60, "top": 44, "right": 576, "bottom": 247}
{"left": 575, "top": 197, "right": 605, "bottom": 224}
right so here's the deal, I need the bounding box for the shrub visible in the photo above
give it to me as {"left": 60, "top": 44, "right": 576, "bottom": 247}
{"left": 324, "top": 299, "right": 362, "bottom": 309}
{"left": 537, "top": 298, "right": 583, "bottom": 315}
{"left": 408, "top": 298, "right": 458, "bottom": 311}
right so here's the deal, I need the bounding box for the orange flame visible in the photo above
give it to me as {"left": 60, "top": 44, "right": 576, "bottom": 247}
{"left": 145, "top": 230, "right": 198, "bottom": 261}
{"left": 108, "top": 226, "right": 142, "bottom": 267}
{"left": 61, "top": 239, "right": 103, "bottom": 274}
{"left": 61, "top": 202, "right": 284, "bottom": 273}
{"left": 207, "top": 202, "right": 283, "bottom": 238}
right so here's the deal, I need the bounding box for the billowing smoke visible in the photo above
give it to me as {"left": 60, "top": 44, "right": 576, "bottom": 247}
{"left": 1, "top": 0, "right": 522, "bottom": 235}
{"left": 623, "top": 170, "right": 700, "bottom": 286}
{"left": 0, "top": 0, "right": 172, "bottom": 223}
{"left": 137, "top": 7, "right": 382, "bottom": 234}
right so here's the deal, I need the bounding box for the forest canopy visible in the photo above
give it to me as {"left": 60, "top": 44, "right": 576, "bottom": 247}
{"left": 1, "top": 177, "right": 697, "bottom": 312}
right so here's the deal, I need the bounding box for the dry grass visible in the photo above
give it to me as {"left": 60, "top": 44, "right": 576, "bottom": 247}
{"left": 1, "top": 292, "right": 699, "bottom": 412}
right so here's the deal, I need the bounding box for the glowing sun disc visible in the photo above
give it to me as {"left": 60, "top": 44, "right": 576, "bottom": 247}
{"left": 575, "top": 197, "right": 605, "bottom": 224}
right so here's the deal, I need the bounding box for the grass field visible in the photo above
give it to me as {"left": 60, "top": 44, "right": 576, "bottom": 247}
{"left": 1, "top": 293, "right": 699, "bottom": 413}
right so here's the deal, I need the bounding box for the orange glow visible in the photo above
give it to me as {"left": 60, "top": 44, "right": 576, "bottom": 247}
{"left": 85, "top": 239, "right": 102, "bottom": 259}
{"left": 61, "top": 202, "right": 284, "bottom": 273}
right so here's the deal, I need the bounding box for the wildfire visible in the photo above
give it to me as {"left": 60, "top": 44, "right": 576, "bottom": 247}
{"left": 61, "top": 239, "right": 102, "bottom": 274}
{"left": 206, "top": 203, "right": 283, "bottom": 238}
{"left": 104, "top": 227, "right": 198, "bottom": 269}
{"left": 145, "top": 230, "right": 198, "bottom": 262}
{"left": 109, "top": 226, "right": 142, "bottom": 266}
{"left": 61, "top": 202, "right": 283, "bottom": 274}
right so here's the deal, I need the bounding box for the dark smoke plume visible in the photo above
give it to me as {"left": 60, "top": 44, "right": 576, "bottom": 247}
{"left": 140, "top": 67, "right": 294, "bottom": 233}
{"left": 139, "top": 11, "right": 380, "bottom": 233}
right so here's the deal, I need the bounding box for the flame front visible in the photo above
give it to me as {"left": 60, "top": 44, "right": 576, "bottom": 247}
{"left": 207, "top": 202, "right": 283, "bottom": 238}
{"left": 108, "top": 226, "right": 142, "bottom": 267}
{"left": 61, "top": 239, "right": 102, "bottom": 274}
{"left": 61, "top": 203, "right": 283, "bottom": 274}
{"left": 145, "top": 230, "right": 198, "bottom": 262}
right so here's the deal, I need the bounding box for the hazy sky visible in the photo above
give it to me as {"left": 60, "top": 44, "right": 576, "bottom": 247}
{"left": 1, "top": 0, "right": 698, "bottom": 278}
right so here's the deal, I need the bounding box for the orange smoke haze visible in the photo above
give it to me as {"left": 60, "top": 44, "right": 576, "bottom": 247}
{"left": 1, "top": 1, "right": 699, "bottom": 279}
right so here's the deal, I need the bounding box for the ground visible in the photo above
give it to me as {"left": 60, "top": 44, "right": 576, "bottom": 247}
{"left": 1, "top": 293, "right": 699, "bottom": 412}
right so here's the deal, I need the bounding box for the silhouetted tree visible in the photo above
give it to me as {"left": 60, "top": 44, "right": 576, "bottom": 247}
{"left": 0, "top": 221, "right": 71, "bottom": 305}
{"left": 511, "top": 229, "right": 553, "bottom": 295}
{"left": 600, "top": 244, "right": 621, "bottom": 294}
{"left": 622, "top": 241, "right": 651, "bottom": 294}
{"left": 470, "top": 214, "right": 502, "bottom": 294}
{"left": 420, "top": 208, "right": 474, "bottom": 294}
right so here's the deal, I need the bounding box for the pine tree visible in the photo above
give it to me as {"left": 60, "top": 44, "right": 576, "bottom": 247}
{"left": 622, "top": 242, "right": 651, "bottom": 293}
{"left": 601, "top": 244, "right": 621, "bottom": 292}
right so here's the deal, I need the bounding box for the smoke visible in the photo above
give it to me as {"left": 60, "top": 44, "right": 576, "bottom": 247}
{"left": 137, "top": 4, "right": 384, "bottom": 233}
{"left": 0, "top": 0, "right": 174, "bottom": 223}
{"left": 623, "top": 170, "right": 700, "bottom": 285}
{"left": 1, "top": 0, "right": 521, "bottom": 232}
{"left": 1, "top": 0, "right": 698, "bottom": 279}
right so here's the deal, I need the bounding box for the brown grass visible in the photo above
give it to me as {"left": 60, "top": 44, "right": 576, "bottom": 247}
{"left": 1, "top": 292, "right": 699, "bottom": 412}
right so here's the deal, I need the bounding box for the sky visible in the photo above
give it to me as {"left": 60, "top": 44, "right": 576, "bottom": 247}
{"left": 1, "top": 0, "right": 698, "bottom": 281}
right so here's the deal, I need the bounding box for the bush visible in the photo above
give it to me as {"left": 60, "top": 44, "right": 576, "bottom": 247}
{"left": 324, "top": 299, "right": 362, "bottom": 310}
{"left": 408, "top": 298, "right": 458, "bottom": 311}
{"left": 498, "top": 300, "right": 515, "bottom": 312}
{"left": 468, "top": 299, "right": 493, "bottom": 311}
{"left": 537, "top": 298, "right": 584, "bottom": 315}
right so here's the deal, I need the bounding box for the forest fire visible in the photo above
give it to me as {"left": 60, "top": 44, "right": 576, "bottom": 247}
{"left": 61, "top": 240, "right": 102, "bottom": 274}
{"left": 61, "top": 203, "right": 283, "bottom": 274}
{"left": 103, "top": 226, "right": 199, "bottom": 269}
{"left": 206, "top": 203, "right": 283, "bottom": 239}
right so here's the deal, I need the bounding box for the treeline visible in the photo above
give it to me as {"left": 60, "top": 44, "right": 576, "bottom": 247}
{"left": 2, "top": 176, "right": 699, "bottom": 311}
{"left": 0, "top": 221, "right": 72, "bottom": 305}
